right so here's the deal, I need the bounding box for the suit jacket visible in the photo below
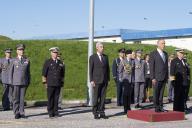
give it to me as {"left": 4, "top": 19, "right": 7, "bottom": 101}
{"left": 89, "top": 53, "right": 110, "bottom": 84}
{"left": 0, "top": 58, "right": 12, "bottom": 84}
{"left": 9, "top": 57, "right": 30, "bottom": 86}
{"left": 149, "top": 50, "right": 168, "bottom": 81}
{"left": 170, "top": 57, "right": 189, "bottom": 86}
{"left": 134, "top": 58, "right": 145, "bottom": 82}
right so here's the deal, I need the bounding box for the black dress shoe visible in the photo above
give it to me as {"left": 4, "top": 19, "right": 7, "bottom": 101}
{"left": 168, "top": 99, "right": 173, "bottom": 103}
{"left": 117, "top": 103, "right": 123, "bottom": 106}
{"left": 15, "top": 114, "right": 21, "bottom": 119}
{"left": 94, "top": 115, "right": 100, "bottom": 119}
{"left": 155, "top": 109, "right": 161, "bottom": 113}
{"left": 159, "top": 108, "right": 168, "bottom": 112}
{"left": 100, "top": 114, "right": 108, "bottom": 119}
{"left": 135, "top": 104, "right": 139, "bottom": 108}
{"left": 54, "top": 113, "right": 60, "bottom": 118}
{"left": 20, "top": 115, "right": 27, "bottom": 119}
{"left": 49, "top": 114, "right": 54, "bottom": 119}
{"left": 3, "top": 108, "right": 10, "bottom": 111}
{"left": 58, "top": 107, "right": 63, "bottom": 110}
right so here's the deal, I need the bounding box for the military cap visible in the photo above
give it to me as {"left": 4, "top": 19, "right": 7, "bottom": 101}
{"left": 175, "top": 48, "right": 185, "bottom": 54}
{"left": 125, "top": 49, "right": 132, "bottom": 55}
{"left": 136, "top": 49, "right": 143, "bottom": 54}
{"left": 49, "top": 47, "right": 59, "bottom": 53}
{"left": 4, "top": 48, "right": 12, "bottom": 53}
{"left": 118, "top": 48, "right": 126, "bottom": 53}
{"left": 16, "top": 44, "right": 25, "bottom": 50}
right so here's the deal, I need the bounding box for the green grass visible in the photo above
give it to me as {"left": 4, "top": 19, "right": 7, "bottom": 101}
{"left": 0, "top": 35, "right": 12, "bottom": 42}
{"left": 0, "top": 40, "right": 192, "bottom": 100}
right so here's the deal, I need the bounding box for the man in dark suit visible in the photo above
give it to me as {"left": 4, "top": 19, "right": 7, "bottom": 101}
{"left": 89, "top": 42, "right": 110, "bottom": 119}
{"left": 149, "top": 39, "right": 168, "bottom": 112}
{"left": 170, "top": 49, "right": 189, "bottom": 112}
{"left": 112, "top": 48, "right": 125, "bottom": 106}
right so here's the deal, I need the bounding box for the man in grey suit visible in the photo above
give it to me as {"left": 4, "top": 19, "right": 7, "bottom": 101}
{"left": 149, "top": 39, "right": 168, "bottom": 112}
{"left": 0, "top": 48, "right": 13, "bottom": 111}
{"left": 9, "top": 44, "right": 30, "bottom": 119}
{"left": 134, "top": 49, "right": 145, "bottom": 108}
{"left": 89, "top": 42, "right": 110, "bottom": 119}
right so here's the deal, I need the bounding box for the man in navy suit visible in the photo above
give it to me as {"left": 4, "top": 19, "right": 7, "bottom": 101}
{"left": 149, "top": 39, "right": 168, "bottom": 112}
{"left": 89, "top": 42, "right": 110, "bottom": 119}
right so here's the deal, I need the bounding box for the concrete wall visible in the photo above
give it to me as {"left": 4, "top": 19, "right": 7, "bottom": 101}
{"left": 79, "top": 36, "right": 192, "bottom": 51}
{"left": 80, "top": 36, "right": 123, "bottom": 43}
{"left": 141, "top": 37, "right": 192, "bottom": 51}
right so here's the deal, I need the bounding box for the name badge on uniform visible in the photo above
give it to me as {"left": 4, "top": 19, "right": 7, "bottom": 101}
{"left": 59, "top": 63, "right": 63, "bottom": 67}
{"left": 14, "top": 61, "right": 19, "bottom": 68}
{"left": 135, "top": 65, "right": 141, "bottom": 69}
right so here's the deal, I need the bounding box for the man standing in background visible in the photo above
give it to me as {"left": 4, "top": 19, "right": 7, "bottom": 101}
{"left": 183, "top": 56, "right": 191, "bottom": 110}
{"left": 57, "top": 53, "right": 65, "bottom": 110}
{"left": 131, "top": 50, "right": 136, "bottom": 104}
{"left": 0, "top": 48, "right": 13, "bottom": 111}
{"left": 112, "top": 48, "right": 125, "bottom": 106}
{"left": 144, "top": 54, "right": 152, "bottom": 102}
{"left": 167, "top": 54, "right": 175, "bottom": 103}
{"left": 134, "top": 49, "right": 145, "bottom": 108}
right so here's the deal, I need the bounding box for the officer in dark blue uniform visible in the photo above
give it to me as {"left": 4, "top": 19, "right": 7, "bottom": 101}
{"left": 42, "top": 47, "right": 65, "bottom": 118}
{"left": 170, "top": 48, "right": 188, "bottom": 112}
{"left": 112, "top": 48, "right": 125, "bottom": 106}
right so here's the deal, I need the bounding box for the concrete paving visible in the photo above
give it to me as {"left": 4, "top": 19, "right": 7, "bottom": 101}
{"left": 0, "top": 101, "right": 192, "bottom": 128}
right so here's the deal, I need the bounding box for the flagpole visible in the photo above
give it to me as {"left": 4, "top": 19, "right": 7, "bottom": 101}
{"left": 87, "top": 0, "right": 94, "bottom": 106}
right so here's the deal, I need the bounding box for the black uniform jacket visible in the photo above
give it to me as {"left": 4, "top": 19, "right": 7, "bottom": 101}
{"left": 42, "top": 58, "right": 65, "bottom": 87}
{"left": 170, "top": 57, "right": 189, "bottom": 86}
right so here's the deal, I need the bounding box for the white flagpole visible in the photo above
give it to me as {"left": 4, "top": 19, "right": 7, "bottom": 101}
{"left": 87, "top": 0, "right": 94, "bottom": 106}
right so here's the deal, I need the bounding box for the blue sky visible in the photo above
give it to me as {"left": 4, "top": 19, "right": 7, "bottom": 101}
{"left": 0, "top": 0, "right": 192, "bottom": 39}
